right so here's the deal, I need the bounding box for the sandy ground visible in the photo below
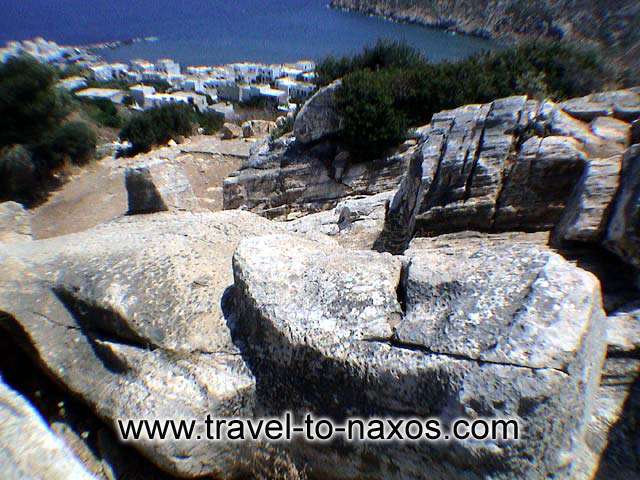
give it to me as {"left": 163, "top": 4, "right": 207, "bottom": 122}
{"left": 31, "top": 135, "right": 254, "bottom": 239}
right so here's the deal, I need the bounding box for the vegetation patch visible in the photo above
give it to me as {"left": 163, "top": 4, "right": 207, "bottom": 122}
{"left": 119, "top": 104, "right": 224, "bottom": 155}
{"left": 317, "top": 40, "right": 612, "bottom": 160}
{"left": 0, "top": 56, "right": 97, "bottom": 204}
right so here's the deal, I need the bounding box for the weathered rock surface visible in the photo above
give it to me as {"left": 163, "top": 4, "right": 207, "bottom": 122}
{"left": 286, "top": 191, "right": 393, "bottom": 249}
{"left": 125, "top": 160, "right": 199, "bottom": 214}
{"left": 604, "top": 145, "right": 640, "bottom": 269}
{"left": 580, "top": 300, "right": 640, "bottom": 480}
{"left": 554, "top": 156, "right": 622, "bottom": 244}
{"left": 293, "top": 79, "right": 342, "bottom": 144}
{"left": 242, "top": 120, "right": 276, "bottom": 138}
{"left": 0, "top": 376, "right": 95, "bottom": 480}
{"left": 221, "top": 122, "right": 242, "bottom": 140}
{"left": 223, "top": 135, "right": 412, "bottom": 219}
{"left": 0, "top": 211, "right": 287, "bottom": 478}
{"left": 233, "top": 233, "right": 607, "bottom": 480}
{"left": 0, "top": 201, "right": 32, "bottom": 244}
{"left": 379, "top": 89, "right": 640, "bottom": 255}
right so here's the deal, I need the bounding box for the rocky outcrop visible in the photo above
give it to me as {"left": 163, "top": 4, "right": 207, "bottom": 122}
{"left": 242, "top": 120, "right": 276, "bottom": 139}
{"left": 580, "top": 300, "right": 640, "bottom": 479}
{"left": 223, "top": 134, "right": 413, "bottom": 219}
{"left": 125, "top": 160, "right": 199, "bottom": 215}
{"left": 0, "top": 377, "right": 95, "bottom": 480}
{"left": 0, "top": 201, "right": 32, "bottom": 244}
{"left": 285, "top": 191, "right": 393, "bottom": 249}
{"left": 554, "top": 156, "right": 622, "bottom": 244}
{"left": 221, "top": 123, "right": 242, "bottom": 140}
{"left": 604, "top": 145, "right": 640, "bottom": 270}
{"left": 379, "top": 89, "right": 640, "bottom": 255}
{"left": 0, "top": 211, "right": 287, "bottom": 478}
{"left": 293, "top": 80, "right": 343, "bottom": 144}
{"left": 232, "top": 233, "right": 607, "bottom": 479}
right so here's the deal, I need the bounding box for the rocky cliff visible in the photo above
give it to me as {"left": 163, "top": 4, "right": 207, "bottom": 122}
{"left": 223, "top": 81, "right": 415, "bottom": 220}
{"left": 379, "top": 88, "right": 640, "bottom": 253}
{"left": 330, "top": 0, "right": 640, "bottom": 75}
{"left": 1, "top": 82, "right": 640, "bottom": 479}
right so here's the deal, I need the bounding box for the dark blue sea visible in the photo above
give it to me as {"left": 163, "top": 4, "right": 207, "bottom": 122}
{"left": 0, "top": 0, "right": 495, "bottom": 65}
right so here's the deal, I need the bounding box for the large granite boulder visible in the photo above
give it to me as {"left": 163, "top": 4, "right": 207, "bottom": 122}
{"left": 242, "top": 120, "right": 276, "bottom": 138}
{"left": 604, "top": 145, "right": 640, "bottom": 269}
{"left": 233, "top": 233, "right": 607, "bottom": 480}
{"left": 0, "top": 201, "right": 32, "bottom": 244}
{"left": 379, "top": 88, "right": 640, "bottom": 255}
{"left": 0, "top": 377, "right": 95, "bottom": 480}
{"left": 125, "top": 160, "right": 199, "bottom": 215}
{"left": 286, "top": 191, "right": 394, "bottom": 249}
{"left": 223, "top": 135, "right": 411, "bottom": 219}
{"left": 294, "top": 79, "right": 343, "bottom": 144}
{"left": 0, "top": 210, "right": 287, "bottom": 478}
{"left": 221, "top": 122, "right": 242, "bottom": 140}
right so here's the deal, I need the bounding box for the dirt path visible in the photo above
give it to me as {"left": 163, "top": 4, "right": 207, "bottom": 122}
{"left": 31, "top": 135, "right": 253, "bottom": 239}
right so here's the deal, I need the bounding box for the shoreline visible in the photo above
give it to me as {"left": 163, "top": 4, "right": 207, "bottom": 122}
{"left": 328, "top": 2, "right": 497, "bottom": 42}
{"left": 79, "top": 36, "right": 159, "bottom": 52}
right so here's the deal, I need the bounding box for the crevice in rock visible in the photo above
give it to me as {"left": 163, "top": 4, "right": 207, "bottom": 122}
{"left": 463, "top": 104, "right": 492, "bottom": 203}
{"left": 0, "top": 328, "right": 179, "bottom": 480}
{"left": 607, "top": 350, "right": 640, "bottom": 360}
{"left": 362, "top": 336, "right": 569, "bottom": 376}
{"left": 395, "top": 259, "right": 410, "bottom": 315}
{"left": 422, "top": 120, "right": 454, "bottom": 212}
{"left": 53, "top": 286, "right": 160, "bottom": 353}
{"left": 490, "top": 107, "right": 525, "bottom": 231}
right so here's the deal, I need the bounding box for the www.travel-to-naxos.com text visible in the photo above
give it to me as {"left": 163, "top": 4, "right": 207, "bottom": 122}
{"left": 117, "top": 413, "right": 520, "bottom": 443}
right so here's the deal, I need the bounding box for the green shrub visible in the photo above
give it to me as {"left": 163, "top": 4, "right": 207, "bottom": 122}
{"left": 0, "top": 56, "right": 69, "bottom": 147}
{"left": 0, "top": 145, "right": 37, "bottom": 200}
{"left": 0, "top": 57, "right": 100, "bottom": 202}
{"left": 52, "top": 122, "right": 97, "bottom": 166}
{"left": 335, "top": 70, "right": 407, "bottom": 160}
{"left": 193, "top": 110, "right": 224, "bottom": 135}
{"left": 316, "top": 39, "right": 423, "bottom": 86}
{"left": 120, "top": 104, "right": 194, "bottom": 154}
{"left": 319, "top": 40, "right": 612, "bottom": 160}
{"left": 80, "top": 97, "right": 123, "bottom": 128}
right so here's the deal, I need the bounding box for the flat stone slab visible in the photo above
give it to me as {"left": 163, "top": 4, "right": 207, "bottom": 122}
{"left": 233, "top": 234, "right": 607, "bottom": 480}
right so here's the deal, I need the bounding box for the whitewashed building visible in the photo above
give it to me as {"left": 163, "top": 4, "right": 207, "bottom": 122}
{"left": 58, "top": 76, "right": 87, "bottom": 91}
{"left": 157, "top": 58, "right": 181, "bottom": 76}
{"left": 75, "top": 87, "right": 125, "bottom": 104}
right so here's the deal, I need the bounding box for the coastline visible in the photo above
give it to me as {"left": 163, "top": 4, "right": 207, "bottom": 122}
{"left": 327, "top": 0, "right": 640, "bottom": 80}
{"left": 79, "top": 36, "right": 159, "bottom": 53}
{"left": 328, "top": 1, "right": 497, "bottom": 42}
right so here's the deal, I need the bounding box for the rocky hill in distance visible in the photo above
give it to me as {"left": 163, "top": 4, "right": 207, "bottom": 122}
{"left": 330, "top": 0, "right": 640, "bottom": 79}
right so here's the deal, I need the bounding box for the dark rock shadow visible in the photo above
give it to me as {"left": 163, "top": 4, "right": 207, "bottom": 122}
{"left": 594, "top": 374, "right": 640, "bottom": 479}
{"left": 0, "top": 325, "right": 177, "bottom": 480}
{"left": 53, "top": 287, "right": 159, "bottom": 375}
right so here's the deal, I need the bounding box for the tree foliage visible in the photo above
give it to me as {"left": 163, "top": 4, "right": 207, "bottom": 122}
{"left": 0, "top": 56, "right": 97, "bottom": 202}
{"left": 335, "top": 70, "right": 406, "bottom": 160}
{"left": 317, "top": 40, "right": 611, "bottom": 160}
{"left": 120, "top": 104, "right": 194, "bottom": 154}
{"left": 0, "top": 56, "right": 69, "bottom": 146}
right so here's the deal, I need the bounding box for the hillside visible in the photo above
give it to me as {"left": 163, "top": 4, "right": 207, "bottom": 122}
{"left": 330, "top": 0, "right": 639, "bottom": 80}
